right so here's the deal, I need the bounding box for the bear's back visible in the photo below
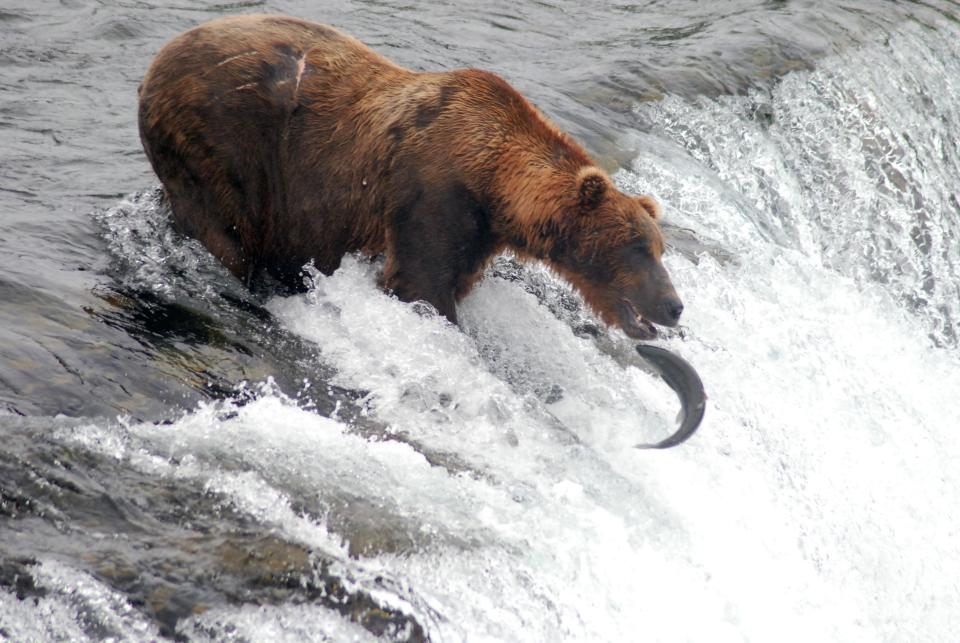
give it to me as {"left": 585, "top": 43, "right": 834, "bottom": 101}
{"left": 139, "top": 15, "right": 401, "bottom": 127}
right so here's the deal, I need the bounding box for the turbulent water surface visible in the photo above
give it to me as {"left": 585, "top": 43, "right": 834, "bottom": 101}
{"left": 2, "top": 1, "right": 960, "bottom": 641}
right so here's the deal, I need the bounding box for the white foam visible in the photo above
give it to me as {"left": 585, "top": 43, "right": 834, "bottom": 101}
{"left": 177, "top": 603, "right": 381, "bottom": 642}
{"left": 0, "top": 561, "right": 160, "bottom": 642}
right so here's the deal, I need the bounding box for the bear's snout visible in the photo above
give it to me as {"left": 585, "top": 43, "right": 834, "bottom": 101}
{"left": 639, "top": 292, "right": 682, "bottom": 328}
{"left": 664, "top": 297, "right": 684, "bottom": 325}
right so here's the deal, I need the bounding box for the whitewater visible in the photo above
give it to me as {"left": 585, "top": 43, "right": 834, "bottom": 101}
{"left": 3, "top": 9, "right": 960, "bottom": 643}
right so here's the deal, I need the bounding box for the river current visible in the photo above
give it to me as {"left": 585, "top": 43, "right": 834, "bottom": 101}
{"left": 2, "top": 1, "right": 960, "bottom": 641}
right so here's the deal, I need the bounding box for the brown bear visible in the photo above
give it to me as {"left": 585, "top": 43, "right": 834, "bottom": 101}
{"left": 138, "top": 14, "right": 683, "bottom": 339}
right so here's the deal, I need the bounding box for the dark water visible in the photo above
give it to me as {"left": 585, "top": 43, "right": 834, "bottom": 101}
{"left": 3, "top": 1, "right": 960, "bottom": 640}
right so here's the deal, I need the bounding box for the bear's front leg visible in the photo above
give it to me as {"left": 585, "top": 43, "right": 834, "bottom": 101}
{"left": 381, "top": 251, "right": 459, "bottom": 324}
{"left": 381, "top": 185, "right": 492, "bottom": 325}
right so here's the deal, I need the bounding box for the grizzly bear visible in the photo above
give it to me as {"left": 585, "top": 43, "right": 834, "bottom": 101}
{"left": 138, "top": 14, "right": 683, "bottom": 339}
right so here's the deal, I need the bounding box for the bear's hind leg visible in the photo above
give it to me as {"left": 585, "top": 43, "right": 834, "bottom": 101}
{"left": 165, "top": 189, "right": 252, "bottom": 285}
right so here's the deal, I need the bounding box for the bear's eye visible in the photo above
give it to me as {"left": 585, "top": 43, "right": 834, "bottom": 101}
{"left": 631, "top": 240, "right": 651, "bottom": 256}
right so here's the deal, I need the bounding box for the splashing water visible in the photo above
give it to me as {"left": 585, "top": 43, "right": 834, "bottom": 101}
{"left": 5, "top": 11, "right": 960, "bottom": 643}
{"left": 632, "top": 20, "right": 960, "bottom": 347}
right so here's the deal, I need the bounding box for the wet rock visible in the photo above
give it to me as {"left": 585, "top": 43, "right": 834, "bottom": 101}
{"left": 0, "top": 557, "right": 46, "bottom": 600}
{"left": 750, "top": 101, "right": 775, "bottom": 127}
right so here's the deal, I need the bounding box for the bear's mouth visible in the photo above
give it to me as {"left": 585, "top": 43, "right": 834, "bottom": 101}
{"left": 618, "top": 299, "right": 658, "bottom": 340}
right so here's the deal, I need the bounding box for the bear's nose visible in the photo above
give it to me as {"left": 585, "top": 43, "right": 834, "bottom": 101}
{"left": 665, "top": 298, "right": 684, "bottom": 324}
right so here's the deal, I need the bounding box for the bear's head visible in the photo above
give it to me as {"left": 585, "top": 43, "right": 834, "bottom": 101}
{"left": 550, "top": 168, "right": 683, "bottom": 340}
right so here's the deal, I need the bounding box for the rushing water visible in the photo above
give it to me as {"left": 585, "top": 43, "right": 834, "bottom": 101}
{"left": 3, "top": 1, "right": 960, "bottom": 641}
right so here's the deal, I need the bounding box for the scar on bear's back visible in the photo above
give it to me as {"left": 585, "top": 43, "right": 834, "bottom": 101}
{"left": 414, "top": 84, "right": 459, "bottom": 129}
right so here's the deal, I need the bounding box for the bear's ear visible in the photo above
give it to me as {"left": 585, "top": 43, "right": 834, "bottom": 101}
{"left": 577, "top": 169, "right": 607, "bottom": 212}
{"left": 635, "top": 194, "right": 662, "bottom": 220}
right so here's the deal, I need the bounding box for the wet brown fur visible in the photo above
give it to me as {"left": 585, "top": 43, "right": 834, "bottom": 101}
{"left": 138, "top": 15, "right": 680, "bottom": 330}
